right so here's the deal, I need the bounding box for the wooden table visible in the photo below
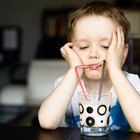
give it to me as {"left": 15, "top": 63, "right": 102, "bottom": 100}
{"left": 0, "top": 126, "right": 140, "bottom": 140}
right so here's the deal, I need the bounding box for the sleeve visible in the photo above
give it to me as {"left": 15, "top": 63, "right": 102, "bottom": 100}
{"left": 54, "top": 76, "right": 64, "bottom": 87}
{"left": 127, "top": 73, "right": 140, "bottom": 93}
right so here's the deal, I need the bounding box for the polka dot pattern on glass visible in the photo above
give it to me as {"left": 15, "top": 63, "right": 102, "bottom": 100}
{"left": 79, "top": 103, "right": 110, "bottom": 127}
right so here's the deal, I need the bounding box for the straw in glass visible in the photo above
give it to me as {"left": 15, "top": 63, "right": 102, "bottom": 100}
{"left": 98, "top": 60, "right": 106, "bottom": 101}
{"left": 75, "top": 61, "right": 104, "bottom": 101}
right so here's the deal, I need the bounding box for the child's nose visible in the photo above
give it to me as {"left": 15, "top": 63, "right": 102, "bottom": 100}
{"left": 88, "top": 46, "right": 98, "bottom": 59}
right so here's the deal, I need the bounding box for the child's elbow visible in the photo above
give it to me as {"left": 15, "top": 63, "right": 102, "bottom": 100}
{"left": 132, "top": 124, "right": 140, "bottom": 133}
{"left": 39, "top": 121, "right": 58, "bottom": 130}
{"left": 38, "top": 114, "right": 58, "bottom": 130}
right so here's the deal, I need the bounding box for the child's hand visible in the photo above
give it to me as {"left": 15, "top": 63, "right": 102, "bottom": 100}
{"left": 106, "top": 27, "right": 127, "bottom": 73}
{"left": 60, "top": 42, "right": 83, "bottom": 69}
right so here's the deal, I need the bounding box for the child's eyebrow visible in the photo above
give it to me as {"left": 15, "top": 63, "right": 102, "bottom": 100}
{"left": 100, "top": 37, "right": 112, "bottom": 42}
{"left": 74, "top": 39, "right": 88, "bottom": 42}
{"left": 73, "top": 39, "right": 89, "bottom": 45}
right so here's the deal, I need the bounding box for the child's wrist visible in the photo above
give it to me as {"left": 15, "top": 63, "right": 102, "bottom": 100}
{"left": 108, "top": 67, "right": 122, "bottom": 77}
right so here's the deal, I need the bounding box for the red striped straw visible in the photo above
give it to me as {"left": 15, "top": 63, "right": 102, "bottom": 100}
{"left": 75, "top": 65, "right": 89, "bottom": 100}
{"left": 75, "top": 61, "right": 104, "bottom": 101}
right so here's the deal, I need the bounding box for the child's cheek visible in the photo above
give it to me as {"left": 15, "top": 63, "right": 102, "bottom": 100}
{"left": 99, "top": 50, "right": 107, "bottom": 61}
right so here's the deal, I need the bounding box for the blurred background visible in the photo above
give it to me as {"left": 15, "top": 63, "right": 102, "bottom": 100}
{"left": 0, "top": 0, "right": 139, "bottom": 126}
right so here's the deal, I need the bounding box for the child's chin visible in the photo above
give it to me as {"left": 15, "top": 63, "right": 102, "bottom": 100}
{"left": 90, "top": 76, "right": 101, "bottom": 80}
{"left": 86, "top": 73, "right": 101, "bottom": 80}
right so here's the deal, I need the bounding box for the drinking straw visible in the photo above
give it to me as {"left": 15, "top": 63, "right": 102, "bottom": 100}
{"left": 75, "top": 65, "right": 89, "bottom": 100}
{"left": 75, "top": 61, "right": 104, "bottom": 101}
{"left": 98, "top": 60, "right": 106, "bottom": 101}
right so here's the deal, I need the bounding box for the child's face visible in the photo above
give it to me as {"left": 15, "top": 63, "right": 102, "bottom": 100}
{"left": 72, "top": 15, "right": 117, "bottom": 79}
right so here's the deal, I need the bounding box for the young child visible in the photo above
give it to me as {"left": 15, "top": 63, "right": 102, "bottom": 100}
{"left": 38, "top": 1, "right": 140, "bottom": 132}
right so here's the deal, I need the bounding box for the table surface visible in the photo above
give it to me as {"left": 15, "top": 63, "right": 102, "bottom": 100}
{"left": 0, "top": 126, "right": 140, "bottom": 140}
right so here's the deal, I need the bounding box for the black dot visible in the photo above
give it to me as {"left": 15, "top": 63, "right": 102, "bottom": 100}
{"left": 86, "top": 106, "right": 93, "bottom": 114}
{"left": 79, "top": 103, "right": 84, "bottom": 114}
{"left": 109, "top": 105, "right": 111, "bottom": 112}
{"left": 101, "top": 120, "right": 103, "bottom": 123}
{"left": 97, "top": 104, "right": 107, "bottom": 116}
{"left": 86, "top": 117, "right": 95, "bottom": 127}
{"left": 107, "top": 115, "right": 110, "bottom": 125}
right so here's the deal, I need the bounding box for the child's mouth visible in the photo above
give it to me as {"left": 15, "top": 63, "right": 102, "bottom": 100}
{"left": 88, "top": 62, "right": 103, "bottom": 70}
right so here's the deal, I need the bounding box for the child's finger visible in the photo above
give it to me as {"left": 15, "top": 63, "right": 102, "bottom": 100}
{"left": 116, "top": 27, "right": 121, "bottom": 49}
{"left": 120, "top": 27, "right": 125, "bottom": 47}
{"left": 60, "top": 43, "right": 72, "bottom": 57}
{"left": 60, "top": 46, "right": 66, "bottom": 58}
{"left": 110, "top": 30, "right": 117, "bottom": 51}
{"left": 63, "top": 42, "right": 73, "bottom": 50}
{"left": 62, "top": 43, "right": 74, "bottom": 54}
{"left": 116, "top": 27, "right": 124, "bottom": 50}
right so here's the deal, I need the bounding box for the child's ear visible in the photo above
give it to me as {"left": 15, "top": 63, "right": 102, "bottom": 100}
{"left": 122, "top": 44, "right": 129, "bottom": 65}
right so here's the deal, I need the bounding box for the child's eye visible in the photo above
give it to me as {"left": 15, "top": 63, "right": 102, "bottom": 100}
{"left": 79, "top": 46, "right": 89, "bottom": 50}
{"left": 101, "top": 45, "right": 109, "bottom": 49}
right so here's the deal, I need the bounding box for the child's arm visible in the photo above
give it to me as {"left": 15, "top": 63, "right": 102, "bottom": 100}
{"left": 107, "top": 27, "right": 140, "bottom": 132}
{"left": 38, "top": 43, "right": 83, "bottom": 129}
{"left": 109, "top": 68, "right": 140, "bottom": 132}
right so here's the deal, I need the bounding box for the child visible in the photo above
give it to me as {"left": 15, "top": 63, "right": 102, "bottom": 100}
{"left": 38, "top": 1, "right": 140, "bottom": 132}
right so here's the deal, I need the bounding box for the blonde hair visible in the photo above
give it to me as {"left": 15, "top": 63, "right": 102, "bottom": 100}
{"left": 67, "top": 1, "right": 130, "bottom": 42}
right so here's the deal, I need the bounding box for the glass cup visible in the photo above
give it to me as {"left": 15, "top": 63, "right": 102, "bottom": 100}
{"left": 78, "top": 91, "right": 111, "bottom": 137}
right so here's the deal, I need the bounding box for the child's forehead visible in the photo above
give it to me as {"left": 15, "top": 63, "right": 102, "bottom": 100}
{"left": 78, "top": 14, "right": 114, "bottom": 22}
{"left": 73, "top": 15, "right": 117, "bottom": 41}
{"left": 75, "top": 15, "right": 117, "bottom": 29}
{"left": 73, "top": 33, "right": 112, "bottom": 44}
